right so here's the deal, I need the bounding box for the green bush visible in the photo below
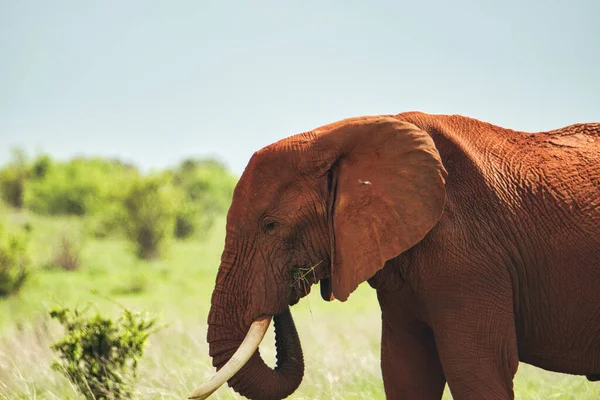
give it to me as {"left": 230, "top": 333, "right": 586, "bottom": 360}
{"left": 25, "top": 157, "right": 139, "bottom": 216}
{"left": 173, "top": 158, "right": 236, "bottom": 212}
{"left": 0, "top": 223, "right": 30, "bottom": 297}
{"left": 171, "top": 158, "right": 237, "bottom": 238}
{"left": 85, "top": 203, "right": 127, "bottom": 239}
{"left": 123, "top": 174, "right": 180, "bottom": 260}
{"left": 50, "top": 305, "right": 157, "bottom": 400}
{"left": 173, "top": 200, "right": 197, "bottom": 239}
{"left": 31, "top": 153, "right": 52, "bottom": 179}
{"left": 0, "top": 148, "right": 29, "bottom": 208}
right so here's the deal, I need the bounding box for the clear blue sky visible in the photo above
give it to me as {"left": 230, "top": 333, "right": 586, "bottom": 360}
{"left": 1, "top": 0, "right": 598, "bottom": 175}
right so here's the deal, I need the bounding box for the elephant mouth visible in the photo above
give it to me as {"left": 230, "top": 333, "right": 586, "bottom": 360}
{"left": 288, "top": 260, "right": 330, "bottom": 304}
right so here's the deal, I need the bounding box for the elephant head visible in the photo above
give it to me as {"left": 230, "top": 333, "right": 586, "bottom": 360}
{"left": 189, "top": 115, "right": 448, "bottom": 399}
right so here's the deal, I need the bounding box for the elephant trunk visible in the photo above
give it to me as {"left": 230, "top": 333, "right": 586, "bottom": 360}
{"left": 201, "top": 300, "right": 304, "bottom": 400}
{"left": 221, "top": 307, "right": 304, "bottom": 399}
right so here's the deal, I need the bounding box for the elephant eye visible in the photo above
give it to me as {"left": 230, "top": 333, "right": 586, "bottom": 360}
{"left": 262, "top": 220, "right": 279, "bottom": 234}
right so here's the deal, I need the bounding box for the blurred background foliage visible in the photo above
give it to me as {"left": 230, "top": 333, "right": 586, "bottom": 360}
{"left": 0, "top": 148, "right": 236, "bottom": 265}
{"left": 1, "top": 148, "right": 598, "bottom": 399}
{"left": 0, "top": 147, "right": 251, "bottom": 397}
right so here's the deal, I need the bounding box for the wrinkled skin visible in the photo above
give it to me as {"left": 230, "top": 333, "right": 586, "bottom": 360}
{"left": 205, "top": 112, "right": 600, "bottom": 399}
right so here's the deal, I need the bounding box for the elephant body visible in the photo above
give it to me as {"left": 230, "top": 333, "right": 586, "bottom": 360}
{"left": 196, "top": 112, "right": 600, "bottom": 400}
{"left": 370, "top": 112, "right": 600, "bottom": 398}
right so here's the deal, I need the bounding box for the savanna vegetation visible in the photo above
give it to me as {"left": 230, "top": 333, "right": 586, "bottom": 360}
{"left": 0, "top": 149, "right": 598, "bottom": 399}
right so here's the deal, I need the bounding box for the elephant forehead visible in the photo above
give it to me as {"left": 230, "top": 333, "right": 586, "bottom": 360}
{"left": 229, "top": 150, "right": 308, "bottom": 222}
{"left": 241, "top": 132, "right": 323, "bottom": 184}
{"left": 240, "top": 151, "right": 296, "bottom": 190}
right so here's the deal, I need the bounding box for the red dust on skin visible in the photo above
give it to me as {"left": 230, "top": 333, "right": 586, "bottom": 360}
{"left": 199, "top": 112, "right": 600, "bottom": 400}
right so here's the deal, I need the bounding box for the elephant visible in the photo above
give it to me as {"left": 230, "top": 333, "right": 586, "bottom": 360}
{"left": 188, "top": 112, "right": 600, "bottom": 400}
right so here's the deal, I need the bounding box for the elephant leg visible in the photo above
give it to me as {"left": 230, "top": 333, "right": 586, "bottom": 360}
{"left": 378, "top": 289, "right": 446, "bottom": 399}
{"left": 431, "top": 280, "right": 519, "bottom": 400}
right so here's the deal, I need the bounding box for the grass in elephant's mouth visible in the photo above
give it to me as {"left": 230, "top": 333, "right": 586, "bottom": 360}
{"left": 291, "top": 260, "right": 324, "bottom": 295}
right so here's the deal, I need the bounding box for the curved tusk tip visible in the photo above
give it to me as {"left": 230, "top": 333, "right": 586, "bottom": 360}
{"left": 187, "top": 394, "right": 211, "bottom": 400}
{"left": 186, "top": 317, "right": 272, "bottom": 400}
{"left": 186, "top": 386, "right": 214, "bottom": 399}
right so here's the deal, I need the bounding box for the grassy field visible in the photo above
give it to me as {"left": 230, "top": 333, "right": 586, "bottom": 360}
{"left": 1, "top": 209, "right": 599, "bottom": 399}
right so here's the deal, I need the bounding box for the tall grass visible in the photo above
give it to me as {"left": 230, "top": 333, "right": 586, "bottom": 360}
{"left": 0, "top": 210, "right": 598, "bottom": 399}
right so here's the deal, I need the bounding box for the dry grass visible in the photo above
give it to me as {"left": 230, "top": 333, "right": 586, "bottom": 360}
{"left": 50, "top": 235, "right": 81, "bottom": 271}
{"left": 2, "top": 287, "right": 600, "bottom": 399}
{"left": 1, "top": 211, "right": 599, "bottom": 399}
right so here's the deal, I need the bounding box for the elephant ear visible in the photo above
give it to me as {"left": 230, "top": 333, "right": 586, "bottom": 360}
{"left": 314, "top": 116, "right": 448, "bottom": 301}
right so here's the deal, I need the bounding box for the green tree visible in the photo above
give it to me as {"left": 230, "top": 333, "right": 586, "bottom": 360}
{"left": 122, "top": 174, "right": 180, "bottom": 259}
{"left": 0, "top": 223, "right": 30, "bottom": 297}
{"left": 25, "top": 157, "right": 139, "bottom": 216}
{"left": 0, "top": 148, "right": 29, "bottom": 208}
{"left": 171, "top": 158, "right": 237, "bottom": 238}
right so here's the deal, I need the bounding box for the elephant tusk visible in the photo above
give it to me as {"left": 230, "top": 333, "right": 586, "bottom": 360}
{"left": 187, "top": 316, "right": 272, "bottom": 400}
